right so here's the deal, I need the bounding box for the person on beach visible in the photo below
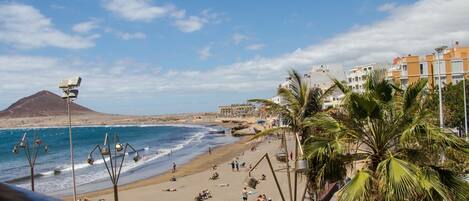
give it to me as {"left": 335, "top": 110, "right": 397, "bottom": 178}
{"left": 172, "top": 162, "right": 176, "bottom": 173}
{"left": 235, "top": 161, "right": 240, "bottom": 171}
{"left": 257, "top": 195, "right": 265, "bottom": 201}
{"left": 242, "top": 187, "right": 248, "bottom": 201}
{"left": 208, "top": 147, "right": 212, "bottom": 155}
{"left": 231, "top": 161, "right": 235, "bottom": 171}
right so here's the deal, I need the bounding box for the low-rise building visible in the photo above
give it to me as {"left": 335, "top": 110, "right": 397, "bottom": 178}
{"left": 218, "top": 103, "right": 256, "bottom": 117}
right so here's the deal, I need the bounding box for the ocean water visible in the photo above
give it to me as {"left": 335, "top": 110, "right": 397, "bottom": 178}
{"left": 0, "top": 124, "right": 237, "bottom": 196}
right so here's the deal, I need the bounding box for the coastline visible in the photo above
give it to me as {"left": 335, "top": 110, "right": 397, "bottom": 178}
{"left": 0, "top": 113, "right": 262, "bottom": 200}
{"left": 64, "top": 136, "right": 251, "bottom": 200}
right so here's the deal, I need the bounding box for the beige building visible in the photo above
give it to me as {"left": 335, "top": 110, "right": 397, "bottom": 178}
{"left": 218, "top": 104, "right": 256, "bottom": 117}
{"left": 389, "top": 41, "right": 469, "bottom": 88}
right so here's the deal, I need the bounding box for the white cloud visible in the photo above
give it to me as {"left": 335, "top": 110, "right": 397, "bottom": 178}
{"left": 102, "top": 0, "right": 220, "bottom": 32}
{"left": 174, "top": 16, "right": 205, "bottom": 32}
{"left": 0, "top": 3, "right": 96, "bottom": 49}
{"left": 246, "top": 43, "right": 265, "bottom": 51}
{"left": 1, "top": 0, "right": 469, "bottom": 113}
{"left": 102, "top": 0, "right": 168, "bottom": 22}
{"left": 232, "top": 33, "right": 249, "bottom": 44}
{"left": 198, "top": 45, "right": 212, "bottom": 60}
{"left": 72, "top": 20, "right": 99, "bottom": 33}
{"left": 378, "top": 2, "right": 397, "bottom": 12}
{"left": 116, "top": 32, "right": 146, "bottom": 40}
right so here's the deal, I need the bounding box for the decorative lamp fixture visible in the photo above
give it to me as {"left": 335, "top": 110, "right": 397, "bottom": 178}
{"left": 133, "top": 154, "right": 141, "bottom": 162}
{"left": 12, "top": 145, "right": 18, "bottom": 154}
{"left": 87, "top": 133, "right": 141, "bottom": 201}
{"left": 19, "top": 133, "right": 27, "bottom": 148}
{"left": 87, "top": 154, "right": 94, "bottom": 165}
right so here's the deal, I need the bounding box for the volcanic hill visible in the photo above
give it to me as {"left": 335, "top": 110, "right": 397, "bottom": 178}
{"left": 0, "top": 90, "right": 97, "bottom": 118}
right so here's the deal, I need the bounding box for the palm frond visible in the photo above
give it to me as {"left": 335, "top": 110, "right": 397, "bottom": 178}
{"left": 337, "top": 169, "right": 373, "bottom": 201}
{"left": 249, "top": 127, "right": 290, "bottom": 140}
{"left": 417, "top": 167, "right": 451, "bottom": 200}
{"left": 377, "top": 157, "right": 421, "bottom": 200}
{"left": 433, "top": 166, "right": 469, "bottom": 200}
{"left": 248, "top": 98, "right": 289, "bottom": 116}
{"left": 403, "top": 79, "right": 427, "bottom": 112}
{"left": 332, "top": 78, "right": 350, "bottom": 94}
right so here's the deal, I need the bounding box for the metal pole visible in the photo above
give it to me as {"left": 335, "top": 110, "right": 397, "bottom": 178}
{"left": 283, "top": 132, "right": 293, "bottom": 201}
{"left": 67, "top": 94, "right": 77, "bottom": 201}
{"left": 265, "top": 154, "right": 286, "bottom": 201}
{"left": 437, "top": 52, "right": 444, "bottom": 128}
{"left": 113, "top": 184, "right": 119, "bottom": 201}
{"left": 293, "top": 132, "right": 298, "bottom": 201}
{"left": 464, "top": 75, "right": 468, "bottom": 141}
{"left": 30, "top": 166, "right": 34, "bottom": 192}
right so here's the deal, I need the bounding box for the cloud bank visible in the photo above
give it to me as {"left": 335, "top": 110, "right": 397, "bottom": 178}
{"left": 102, "top": 0, "right": 219, "bottom": 32}
{"left": 0, "top": 3, "right": 97, "bottom": 49}
{"left": 1, "top": 0, "right": 469, "bottom": 113}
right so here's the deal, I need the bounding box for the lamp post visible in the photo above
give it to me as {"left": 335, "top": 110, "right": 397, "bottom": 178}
{"left": 435, "top": 46, "right": 447, "bottom": 128}
{"left": 87, "top": 133, "right": 141, "bottom": 201}
{"left": 59, "top": 76, "right": 81, "bottom": 201}
{"left": 463, "top": 72, "right": 468, "bottom": 141}
{"left": 12, "top": 133, "right": 48, "bottom": 192}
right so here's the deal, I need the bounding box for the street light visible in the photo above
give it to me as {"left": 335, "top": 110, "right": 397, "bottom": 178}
{"left": 435, "top": 46, "right": 447, "bottom": 128}
{"left": 88, "top": 133, "right": 141, "bottom": 201}
{"left": 59, "top": 76, "right": 81, "bottom": 201}
{"left": 12, "top": 132, "right": 48, "bottom": 192}
{"left": 461, "top": 71, "right": 469, "bottom": 141}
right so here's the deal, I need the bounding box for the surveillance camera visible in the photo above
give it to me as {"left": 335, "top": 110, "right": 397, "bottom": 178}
{"left": 67, "top": 77, "right": 81, "bottom": 88}
{"left": 68, "top": 89, "right": 79, "bottom": 98}
{"left": 59, "top": 80, "right": 69, "bottom": 89}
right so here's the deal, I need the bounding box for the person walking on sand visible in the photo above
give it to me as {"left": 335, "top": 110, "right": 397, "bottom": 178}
{"left": 172, "top": 162, "right": 176, "bottom": 173}
{"left": 231, "top": 161, "right": 235, "bottom": 171}
{"left": 235, "top": 161, "right": 240, "bottom": 171}
{"left": 208, "top": 147, "right": 212, "bottom": 155}
{"left": 242, "top": 187, "right": 248, "bottom": 201}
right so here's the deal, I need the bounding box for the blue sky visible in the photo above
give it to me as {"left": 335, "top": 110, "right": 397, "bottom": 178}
{"left": 0, "top": 0, "right": 468, "bottom": 115}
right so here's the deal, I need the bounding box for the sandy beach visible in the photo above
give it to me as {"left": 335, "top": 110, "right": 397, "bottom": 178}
{"left": 70, "top": 135, "right": 306, "bottom": 201}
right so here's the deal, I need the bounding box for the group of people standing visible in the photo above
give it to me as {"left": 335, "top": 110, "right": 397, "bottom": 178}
{"left": 230, "top": 160, "right": 240, "bottom": 171}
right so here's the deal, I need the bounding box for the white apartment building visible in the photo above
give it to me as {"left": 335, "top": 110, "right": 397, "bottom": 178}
{"left": 346, "top": 63, "right": 388, "bottom": 93}
{"left": 271, "top": 65, "right": 345, "bottom": 109}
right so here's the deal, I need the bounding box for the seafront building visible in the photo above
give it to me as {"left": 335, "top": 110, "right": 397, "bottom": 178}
{"left": 388, "top": 41, "right": 469, "bottom": 88}
{"left": 218, "top": 103, "right": 256, "bottom": 117}
{"left": 271, "top": 65, "right": 345, "bottom": 109}
{"left": 269, "top": 42, "right": 469, "bottom": 110}
{"left": 346, "top": 63, "right": 389, "bottom": 93}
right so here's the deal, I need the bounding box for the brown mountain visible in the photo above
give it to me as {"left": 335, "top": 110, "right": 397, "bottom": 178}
{"left": 0, "top": 90, "right": 97, "bottom": 118}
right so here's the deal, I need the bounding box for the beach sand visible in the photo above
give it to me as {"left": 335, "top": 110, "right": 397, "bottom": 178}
{"left": 71, "top": 136, "right": 306, "bottom": 201}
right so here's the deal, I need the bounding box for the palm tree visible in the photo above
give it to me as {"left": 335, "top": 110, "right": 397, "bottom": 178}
{"left": 305, "top": 69, "right": 469, "bottom": 200}
{"left": 249, "top": 69, "right": 329, "bottom": 201}
{"left": 249, "top": 69, "right": 325, "bottom": 140}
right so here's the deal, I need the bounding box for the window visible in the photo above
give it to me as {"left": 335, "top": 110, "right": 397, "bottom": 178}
{"left": 420, "top": 64, "right": 424, "bottom": 75}
{"left": 402, "top": 65, "right": 407, "bottom": 71}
